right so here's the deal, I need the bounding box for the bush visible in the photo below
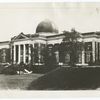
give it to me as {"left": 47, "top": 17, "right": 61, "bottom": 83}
{"left": 27, "top": 67, "right": 100, "bottom": 90}
{"left": 24, "top": 64, "right": 32, "bottom": 71}
{"left": 31, "top": 64, "right": 59, "bottom": 74}
{"left": 88, "top": 61, "right": 100, "bottom": 66}
{"left": 2, "top": 65, "right": 17, "bottom": 75}
{"left": 0, "top": 64, "right": 5, "bottom": 74}
{"left": 32, "top": 65, "right": 47, "bottom": 73}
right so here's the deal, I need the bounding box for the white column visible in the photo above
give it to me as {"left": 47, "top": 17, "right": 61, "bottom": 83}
{"left": 18, "top": 45, "right": 21, "bottom": 64}
{"left": 14, "top": 45, "right": 16, "bottom": 64}
{"left": 10, "top": 45, "right": 12, "bottom": 64}
{"left": 29, "top": 44, "right": 31, "bottom": 63}
{"left": 82, "top": 50, "right": 85, "bottom": 65}
{"left": 81, "top": 41, "right": 85, "bottom": 65}
{"left": 38, "top": 43, "right": 41, "bottom": 64}
{"left": 95, "top": 42, "right": 98, "bottom": 61}
{"left": 55, "top": 51, "right": 59, "bottom": 64}
{"left": 32, "top": 44, "right": 34, "bottom": 65}
{"left": 92, "top": 41, "right": 95, "bottom": 62}
{"left": 23, "top": 44, "right": 26, "bottom": 64}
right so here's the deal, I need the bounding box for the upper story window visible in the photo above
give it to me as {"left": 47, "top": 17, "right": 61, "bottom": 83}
{"left": 84, "top": 42, "right": 92, "bottom": 51}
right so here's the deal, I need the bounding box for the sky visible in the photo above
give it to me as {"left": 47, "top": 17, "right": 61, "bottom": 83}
{"left": 0, "top": 2, "right": 100, "bottom": 41}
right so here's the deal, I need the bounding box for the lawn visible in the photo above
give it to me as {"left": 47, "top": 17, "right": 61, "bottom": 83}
{"left": 1, "top": 66, "right": 100, "bottom": 90}
{"left": 0, "top": 74, "right": 43, "bottom": 90}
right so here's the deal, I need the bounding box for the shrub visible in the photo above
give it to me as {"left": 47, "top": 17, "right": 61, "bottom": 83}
{"left": 32, "top": 65, "right": 46, "bottom": 73}
{"left": 2, "top": 65, "right": 17, "bottom": 75}
{"left": 0, "top": 64, "right": 5, "bottom": 74}
{"left": 88, "top": 61, "right": 100, "bottom": 66}
{"left": 32, "top": 64, "right": 59, "bottom": 74}
{"left": 24, "top": 64, "right": 32, "bottom": 71}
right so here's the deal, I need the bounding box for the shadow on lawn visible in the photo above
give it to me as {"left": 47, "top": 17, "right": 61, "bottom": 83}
{"left": 27, "top": 67, "right": 100, "bottom": 90}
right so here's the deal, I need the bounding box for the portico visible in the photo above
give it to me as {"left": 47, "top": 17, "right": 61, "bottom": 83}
{"left": 13, "top": 43, "right": 31, "bottom": 64}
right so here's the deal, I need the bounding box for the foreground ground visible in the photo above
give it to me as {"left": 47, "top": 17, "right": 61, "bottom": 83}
{"left": 1, "top": 67, "right": 100, "bottom": 90}
{"left": 27, "top": 67, "right": 100, "bottom": 90}
{"left": 0, "top": 74, "right": 43, "bottom": 90}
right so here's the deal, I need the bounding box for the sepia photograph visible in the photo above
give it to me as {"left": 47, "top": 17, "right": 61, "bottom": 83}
{"left": 0, "top": 2, "right": 100, "bottom": 93}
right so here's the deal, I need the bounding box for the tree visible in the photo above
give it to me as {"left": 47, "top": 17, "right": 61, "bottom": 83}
{"left": 62, "top": 28, "right": 82, "bottom": 66}
{"left": 42, "top": 44, "right": 57, "bottom": 69}
{"left": 63, "top": 28, "right": 80, "bottom": 43}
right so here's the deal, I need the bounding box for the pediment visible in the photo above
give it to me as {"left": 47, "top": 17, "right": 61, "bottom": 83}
{"left": 18, "top": 35, "right": 26, "bottom": 39}
{"left": 12, "top": 33, "right": 29, "bottom": 41}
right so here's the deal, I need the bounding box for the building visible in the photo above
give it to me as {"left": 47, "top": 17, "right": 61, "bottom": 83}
{"left": 0, "top": 19, "right": 100, "bottom": 66}
{"left": 0, "top": 41, "right": 10, "bottom": 64}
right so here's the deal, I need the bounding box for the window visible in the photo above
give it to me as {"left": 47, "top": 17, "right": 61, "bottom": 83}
{"left": 26, "top": 56, "right": 29, "bottom": 63}
{"left": 20, "top": 45, "right": 24, "bottom": 63}
{"left": 20, "top": 45, "right": 23, "bottom": 55}
{"left": 65, "top": 53, "right": 70, "bottom": 63}
{"left": 85, "top": 52, "right": 92, "bottom": 63}
{"left": 16, "top": 45, "right": 18, "bottom": 63}
{"left": 25, "top": 44, "right": 29, "bottom": 55}
{"left": 77, "top": 53, "right": 82, "bottom": 63}
{"left": 85, "top": 42, "right": 92, "bottom": 51}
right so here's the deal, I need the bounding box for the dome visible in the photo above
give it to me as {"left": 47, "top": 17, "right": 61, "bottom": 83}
{"left": 36, "top": 19, "right": 59, "bottom": 34}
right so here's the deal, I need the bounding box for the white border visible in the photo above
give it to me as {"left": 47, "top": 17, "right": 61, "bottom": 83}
{"left": 0, "top": 0, "right": 99, "bottom": 3}
{"left": 0, "top": 91, "right": 100, "bottom": 98}
{"left": 0, "top": 1, "right": 99, "bottom": 99}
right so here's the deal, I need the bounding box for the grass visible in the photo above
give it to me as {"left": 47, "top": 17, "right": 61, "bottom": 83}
{"left": 1, "top": 66, "right": 100, "bottom": 90}
{"left": 0, "top": 74, "right": 43, "bottom": 90}
{"left": 27, "top": 67, "right": 100, "bottom": 90}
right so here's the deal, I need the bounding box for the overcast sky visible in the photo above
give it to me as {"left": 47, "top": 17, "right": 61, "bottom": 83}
{"left": 0, "top": 2, "right": 100, "bottom": 41}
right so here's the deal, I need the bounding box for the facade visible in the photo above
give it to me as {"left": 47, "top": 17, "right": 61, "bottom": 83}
{"left": 0, "top": 41, "right": 10, "bottom": 64}
{"left": 0, "top": 20, "right": 100, "bottom": 66}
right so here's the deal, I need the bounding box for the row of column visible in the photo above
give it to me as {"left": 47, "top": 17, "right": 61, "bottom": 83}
{"left": 81, "top": 41, "right": 94, "bottom": 65}
{"left": 81, "top": 41, "right": 97, "bottom": 65}
{"left": 13, "top": 44, "right": 31, "bottom": 64}
{"left": 12, "top": 41, "right": 97, "bottom": 65}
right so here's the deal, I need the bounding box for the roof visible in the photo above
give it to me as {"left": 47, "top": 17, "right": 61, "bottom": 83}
{"left": 46, "top": 33, "right": 65, "bottom": 38}
{"left": 36, "top": 19, "right": 59, "bottom": 33}
{"left": 0, "top": 41, "right": 9, "bottom": 44}
{"left": 81, "top": 31, "right": 100, "bottom": 36}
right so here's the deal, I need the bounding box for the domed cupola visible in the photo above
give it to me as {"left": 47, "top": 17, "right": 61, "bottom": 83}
{"left": 36, "top": 19, "right": 59, "bottom": 36}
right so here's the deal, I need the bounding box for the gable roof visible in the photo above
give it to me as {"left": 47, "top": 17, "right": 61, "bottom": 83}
{"left": 11, "top": 32, "right": 30, "bottom": 41}
{"left": 11, "top": 32, "right": 40, "bottom": 42}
